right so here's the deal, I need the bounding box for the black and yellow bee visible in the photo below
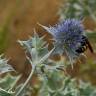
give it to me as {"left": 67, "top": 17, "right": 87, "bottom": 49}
{"left": 76, "top": 36, "right": 94, "bottom": 54}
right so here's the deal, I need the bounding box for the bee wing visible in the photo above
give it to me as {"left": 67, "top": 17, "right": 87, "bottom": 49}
{"left": 86, "top": 38, "right": 94, "bottom": 53}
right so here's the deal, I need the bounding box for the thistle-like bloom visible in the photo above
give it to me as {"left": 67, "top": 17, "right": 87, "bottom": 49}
{"left": 39, "top": 19, "right": 86, "bottom": 64}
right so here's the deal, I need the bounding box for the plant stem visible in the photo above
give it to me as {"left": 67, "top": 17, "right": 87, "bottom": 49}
{"left": 15, "top": 65, "right": 35, "bottom": 96}
{"left": 15, "top": 48, "right": 55, "bottom": 96}
{"left": 9, "top": 75, "right": 22, "bottom": 91}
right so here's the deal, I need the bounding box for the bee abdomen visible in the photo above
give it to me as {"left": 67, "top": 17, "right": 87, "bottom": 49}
{"left": 76, "top": 46, "right": 87, "bottom": 53}
{"left": 76, "top": 35, "right": 94, "bottom": 54}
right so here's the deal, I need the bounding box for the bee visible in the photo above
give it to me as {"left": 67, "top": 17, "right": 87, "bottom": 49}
{"left": 76, "top": 36, "right": 94, "bottom": 54}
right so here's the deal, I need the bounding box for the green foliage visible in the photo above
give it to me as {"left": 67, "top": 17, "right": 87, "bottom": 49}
{"left": 15, "top": 84, "right": 33, "bottom": 96}
{"left": 59, "top": 0, "right": 96, "bottom": 21}
{"left": 0, "top": 88, "right": 14, "bottom": 96}
{"left": 38, "top": 71, "right": 96, "bottom": 96}
{"left": 0, "top": 74, "right": 17, "bottom": 90}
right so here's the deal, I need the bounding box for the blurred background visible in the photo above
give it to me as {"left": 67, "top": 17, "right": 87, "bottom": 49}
{"left": 0, "top": 0, "right": 61, "bottom": 74}
{"left": 0, "top": 0, "right": 96, "bottom": 89}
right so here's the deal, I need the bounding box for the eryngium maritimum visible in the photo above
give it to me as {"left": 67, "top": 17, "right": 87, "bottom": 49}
{"left": 39, "top": 19, "right": 86, "bottom": 64}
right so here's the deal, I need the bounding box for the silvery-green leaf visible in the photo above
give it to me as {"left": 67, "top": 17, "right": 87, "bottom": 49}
{"left": 0, "top": 55, "right": 14, "bottom": 74}
{"left": 37, "top": 48, "right": 55, "bottom": 65}
{"left": 18, "top": 33, "right": 46, "bottom": 54}
{"left": 0, "top": 88, "right": 14, "bottom": 96}
{"left": 0, "top": 74, "right": 18, "bottom": 90}
{"left": 15, "top": 84, "right": 33, "bottom": 96}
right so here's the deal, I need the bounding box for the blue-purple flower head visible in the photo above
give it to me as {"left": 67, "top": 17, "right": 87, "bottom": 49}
{"left": 39, "top": 19, "right": 86, "bottom": 63}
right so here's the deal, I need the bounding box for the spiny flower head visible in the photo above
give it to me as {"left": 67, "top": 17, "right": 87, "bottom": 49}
{"left": 39, "top": 19, "right": 86, "bottom": 64}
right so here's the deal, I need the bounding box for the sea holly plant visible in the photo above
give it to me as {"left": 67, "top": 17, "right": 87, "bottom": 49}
{"left": 0, "top": 19, "right": 96, "bottom": 96}
{"left": 15, "top": 32, "right": 65, "bottom": 96}
{"left": 39, "top": 19, "right": 89, "bottom": 68}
